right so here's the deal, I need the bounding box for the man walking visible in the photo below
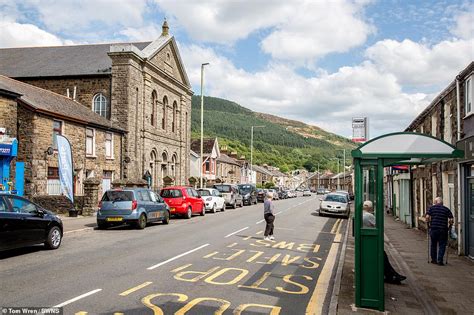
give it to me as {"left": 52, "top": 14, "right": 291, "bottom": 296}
{"left": 426, "top": 197, "right": 454, "bottom": 266}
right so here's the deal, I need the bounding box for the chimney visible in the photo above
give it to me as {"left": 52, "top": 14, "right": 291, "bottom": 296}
{"left": 161, "top": 19, "right": 169, "bottom": 36}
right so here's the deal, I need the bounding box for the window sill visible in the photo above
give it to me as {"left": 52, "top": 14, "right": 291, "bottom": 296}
{"left": 106, "top": 157, "right": 115, "bottom": 161}
{"left": 463, "top": 112, "right": 474, "bottom": 120}
{"left": 86, "top": 155, "right": 97, "bottom": 159}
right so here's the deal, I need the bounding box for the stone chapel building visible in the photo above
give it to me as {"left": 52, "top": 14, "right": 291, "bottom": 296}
{"left": 0, "top": 21, "right": 193, "bottom": 193}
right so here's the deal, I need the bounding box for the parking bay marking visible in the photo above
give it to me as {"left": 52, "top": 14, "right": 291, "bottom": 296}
{"left": 53, "top": 289, "right": 102, "bottom": 308}
{"left": 225, "top": 227, "right": 249, "bottom": 238}
{"left": 147, "top": 243, "right": 210, "bottom": 270}
{"left": 119, "top": 282, "right": 153, "bottom": 296}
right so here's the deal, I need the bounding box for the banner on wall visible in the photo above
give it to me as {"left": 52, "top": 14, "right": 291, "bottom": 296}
{"left": 56, "top": 135, "right": 74, "bottom": 203}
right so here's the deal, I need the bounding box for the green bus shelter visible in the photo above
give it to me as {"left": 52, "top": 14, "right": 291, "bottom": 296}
{"left": 351, "top": 132, "right": 463, "bottom": 311}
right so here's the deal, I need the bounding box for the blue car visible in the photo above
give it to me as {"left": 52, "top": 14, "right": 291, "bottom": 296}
{"left": 97, "top": 188, "right": 170, "bottom": 229}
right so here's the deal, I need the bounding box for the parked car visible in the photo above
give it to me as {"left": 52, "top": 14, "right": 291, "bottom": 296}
{"left": 267, "top": 189, "right": 279, "bottom": 200}
{"left": 197, "top": 188, "right": 225, "bottom": 213}
{"left": 257, "top": 189, "right": 266, "bottom": 202}
{"left": 287, "top": 190, "right": 297, "bottom": 198}
{"left": 336, "top": 190, "right": 350, "bottom": 201}
{"left": 98, "top": 188, "right": 170, "bottom": 229}
{"left": 303, "top": 189, "right": 312, "bottom": 196}
{"left": 319, "top": 193, "right": 350, "bottom": 218}
{"left": 213, "top": 184, "right": 243, "bottom": 209}
{"left": 316, "top": 188, "right": 326, "bottom": 195}
{"left": 278, "top": 190, "right": 288, "bottom": 199}
{"left": 0, "top": 193, "right": 63, "bottom": 251}
{"left": 238, "top": 184, "right": 257, "bottom": 205}
{"left": 160, "top": 186, "right": 205, "bottom": 219}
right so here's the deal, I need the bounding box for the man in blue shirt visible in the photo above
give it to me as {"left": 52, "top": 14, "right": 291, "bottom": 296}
{"left": 426, "top": 197, "right": 454, "bottom": 266}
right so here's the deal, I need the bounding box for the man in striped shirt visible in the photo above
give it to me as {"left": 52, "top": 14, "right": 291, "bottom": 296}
{"left": 426, "top": 197, "right": 454, "bottom": 266}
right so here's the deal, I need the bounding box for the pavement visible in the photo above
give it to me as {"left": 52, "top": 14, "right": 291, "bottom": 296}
{"left": 1, "top": 195, "right": 349, "bottom": 314}
{"left": 336, "top": 213, "right": 474, "bottom": 314}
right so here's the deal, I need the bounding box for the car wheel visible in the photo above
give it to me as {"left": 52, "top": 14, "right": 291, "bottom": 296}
{"left": 212, "top": 203, "right": 217, "bottom": 213}
{"left": 200, "top": 205, "right": 205, "bottom": 216}
{"left": 97, "top": 221, "right": 108, "bottom": 230}
{"left": 319, "top": 211, "right": 324, "bottom": 217}
{"left": 45, "top": 226, "right": 62, "bottom": 249}
{"left": 186, "top": 207, "right": 192, "bottom": 219}
{"left": 137, "top": 213, "right": 147, "bottom": 229}
{"left": 221, "top": 203, "right": 225, "bottom": 211}
{"left": 162, "top": 211, "right": 170, "bottom": 224}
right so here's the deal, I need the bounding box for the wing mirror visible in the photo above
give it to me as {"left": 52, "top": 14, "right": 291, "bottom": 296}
{"left": 36, "top": 208, "right": 46, "bottom": 216}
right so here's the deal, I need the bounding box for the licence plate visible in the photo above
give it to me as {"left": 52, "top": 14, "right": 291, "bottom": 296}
{"left": 106, "top": 217, "right": 123, "bottom": 222}
{"left": 171, "top": 208, "right": 175, "bottom": 212}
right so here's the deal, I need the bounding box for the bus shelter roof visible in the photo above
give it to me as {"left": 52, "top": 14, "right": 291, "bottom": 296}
{"left": 351, "top": 132, "right": 463, "bottom": 163}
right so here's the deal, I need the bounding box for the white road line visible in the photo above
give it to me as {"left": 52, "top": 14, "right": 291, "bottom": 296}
{"left": 274, "top": 211, "right": 282, "bottom": 215}
{"left": 147, "top": 243, "right": 210, "bottom": 270}
{"left": 64, "top": 227, "right": 94, "bottom": 234}
{"left": 225, "top": 226, "right": 249, "bottom": 238}
{"left": 256, "top": 219, "right": 265, "bottom": 224}
{"left": 53, "top": 289, "right": 102, "bottom": 308}
{"left": 255, "top": 197, "right": 313, "bottom": 224}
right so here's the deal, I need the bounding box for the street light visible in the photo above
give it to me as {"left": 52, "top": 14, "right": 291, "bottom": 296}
{"left": 250, "top": 125, "right": 265, "bottom": 184}
{"left": 200, "top": 62, "right": 210, "bottom": 189}
{"left": 331, "top": 157, "right": 340, "bottom": 190}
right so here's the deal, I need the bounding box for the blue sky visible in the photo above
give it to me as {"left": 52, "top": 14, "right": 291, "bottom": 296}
{"left": 1, "top": 0, "right": 473, "bottom": 138}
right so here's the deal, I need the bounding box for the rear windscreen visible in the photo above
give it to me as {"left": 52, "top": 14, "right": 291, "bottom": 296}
{"left": 160, "top": 189, "right": 183, "bottom": 198}
{"left": 214, "top": 185, "right": 231, "bottom": 193}
{"left": 198, "top": 190, "right": 211, "bottom": 196}
{"left": 102, "top": 191, "right": 134, "bottom": 202}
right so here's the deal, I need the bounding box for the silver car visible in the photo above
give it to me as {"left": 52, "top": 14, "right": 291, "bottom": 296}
{"left": 319, "top": 193, "right": 350, "bottom": 218}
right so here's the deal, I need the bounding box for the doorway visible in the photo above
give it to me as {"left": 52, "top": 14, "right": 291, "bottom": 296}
{"left": 467, "top": 178, "right": 474, "bottom": 258}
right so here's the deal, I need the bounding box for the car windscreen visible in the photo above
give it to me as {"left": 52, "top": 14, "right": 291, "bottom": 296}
{"left": 214, "top": 185, "right": 231, "bottom": 193}
{"left": 198, "top": 190, "right": 211, "bottom": 196}
{"left": 238, "top": 185, "right": 252, "bottom": 193}
{"left": 324, "top": 194, "right": 347, "bottom": 203}
{"left": 160, "top": 189, "right": 183, "bottom": 198}
{"left": 102, "top": 191, "right": 134, "bottom": 202}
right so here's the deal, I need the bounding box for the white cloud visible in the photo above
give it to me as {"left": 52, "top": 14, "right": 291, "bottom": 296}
{"left": 0, "top": 20, "right": 71, "bottom": 47}
{"left": 180, "top": 44, "right": 427, "bottom": 137}
{"left": 365, "top": 38, "right": 474, "bottom": 88}
{"left": 158, "top": 0, "right": 374, "bottom": 65}
{"left": 450, "top": 5, "right": 474, "bottom": 40}
{"left": 119, "top": 25, "right": 162, "bottom": 41}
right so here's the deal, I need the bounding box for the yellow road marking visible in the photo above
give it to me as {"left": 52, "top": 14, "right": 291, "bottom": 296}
{"left": 305, "top": 241, "right": 339, "bottom": 314}
{"left": 75, "top": 312, "right": 88, "bottom": 315}
{"left": 330, "top": 219, "right": 341, "bottom": 234}
{"left": 171, "top": 264, "right": 193, "bottom": 273}
{"left": 227, "top": 242, "right": 239, "bottom": 248}
{"left": 256, "top": 231, "right": 263, "bottom": 235}
{"left": 119, "top": 281, "right": 153, "bottom": 296}
{"left": 334, "top": 220, "right": 343, "bottom": 243}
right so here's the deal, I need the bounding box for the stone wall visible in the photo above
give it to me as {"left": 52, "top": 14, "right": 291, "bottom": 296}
{"left": 16, "top": 106, "right": 122, "bottom": 198}
{"left": 0, "top": 96, "right": 18, "bottom": 136}
{"left": 21, "top": 76, "right": 111, "bottom": 112}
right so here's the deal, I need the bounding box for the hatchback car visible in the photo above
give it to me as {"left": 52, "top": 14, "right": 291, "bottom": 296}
{"left": 267, "top": 189, "right": 280, "bottom": 200}
{"left": 238, "top": 184, "right": 257, "bottom": 205}
{"left": 97, "top": 188, "right": 170, "bottom": 229}
{"left": 213, "top": 184, "right": 243, "bottom": 209}
{"left": 316, "top": 188, "right": 326, "bottom": 195}
{"left": 0, "top": 193, "right": 63, "bottom": 251}
{"left": 303, "top": 190, "right": 312, "bottom": 196}
{"left": 256, "top": 189, "right": 266, "bottom": 202}
{"left": 160, "top": 186, "right": 205, "bottom": 219}
{"left": 197, "top": 188, "right": 225, "bottom": 213}
{"left": 319, "top": 193, "right": 350, "bottom": 218}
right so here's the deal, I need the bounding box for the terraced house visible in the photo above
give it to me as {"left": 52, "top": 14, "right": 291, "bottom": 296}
{"left": 0, "top": 21, "right": 193, "bottom": 194}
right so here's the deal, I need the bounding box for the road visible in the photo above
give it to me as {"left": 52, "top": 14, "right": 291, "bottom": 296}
{"left": 0, "top": 195, "right": 348, "bottom": 315}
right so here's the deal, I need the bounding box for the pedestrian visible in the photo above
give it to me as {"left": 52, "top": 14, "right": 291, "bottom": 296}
{"left": 264, "top": 191, "right": 275, "bottom": 241}
{"left": 363, "top": 200, "right": 406, "bottom": 284}
{"left": 426, "top": 197, "right": 454, "bottom": 266}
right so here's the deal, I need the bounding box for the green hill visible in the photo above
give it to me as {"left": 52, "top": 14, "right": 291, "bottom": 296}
{"left": 191, "top": 96, "right": 356, "bottom": 173}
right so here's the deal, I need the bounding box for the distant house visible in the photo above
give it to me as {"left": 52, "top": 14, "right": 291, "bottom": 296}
{"left": 189, "top": 150, "right": 200, "bottom": 186}
{"left": 216, "top": 153, "right": 241, "bottom": 184}
{"left": 252, "top": 165, "right": 274, "bottom": 186}
{"left": 191, "top": 138, "right": 220, "bottom": 186}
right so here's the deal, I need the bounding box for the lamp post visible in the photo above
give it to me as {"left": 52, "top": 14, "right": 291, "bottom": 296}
{"left": 200, "top": 62, "right": 210, "bottom": 189}
{"left": 250, "top": 125, "right": 265, "bottom": 184}
{"left": 331, "top": 157, "right": 340, "bottom": 190}
{"left": 337, "top": 149, "right": 347, "bottom": 189}
{"left": 317, "top": 163, "right": 320, "bottom": 189}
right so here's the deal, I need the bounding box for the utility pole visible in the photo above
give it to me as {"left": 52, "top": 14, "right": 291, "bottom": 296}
{"left": 200, "top": 62, "right": 209, "bottom": 189}
{"left": 250, "top": 125, "right": 264, "bottom": 184}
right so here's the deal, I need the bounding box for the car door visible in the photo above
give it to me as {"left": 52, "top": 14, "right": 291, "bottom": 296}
{"left": 148, "top": 191, "right": 162, "bottom": 221}
{"left": 6, "top": 195, "right": 48, "bottom": 246}
{"left": 191, "top": 188, "right": 202, "bottom": 212}
{"left": 213, "top": 189, "right": 224, "bottom": 209}
{"left": 138, "top": 190, "right": 153, "bottom": 221}
{"left": 0, "top": 196, "right": 25, "bottom": 251}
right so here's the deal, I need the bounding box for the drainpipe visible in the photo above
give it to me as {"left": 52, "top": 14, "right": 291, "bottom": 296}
{"left": 456, "top": 76, "right": 462, "bottom": 255}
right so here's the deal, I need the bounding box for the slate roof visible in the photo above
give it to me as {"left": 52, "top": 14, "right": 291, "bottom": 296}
{"left": 217, "top": 154, "right": 240, "bottom": 166}
{"left": 191, "top": 138, "right": 216, "bottom": 155}
{"left": 252, "top": 165, "right": 273, "bottom": 176}
{"left": 0, "top": 42, "right": 150, "bottom": 78}
{"left": 0, "top": 75, "right": 124, "bottom": 132}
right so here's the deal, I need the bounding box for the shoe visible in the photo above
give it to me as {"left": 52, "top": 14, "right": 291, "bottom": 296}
{"left": 430, "top": 260, "right": 437, "bottom": 264}
{"left": 269, "top": 235, "right": 275, "bottom": 240}
{"left": 384, "top": 276, "right": 401, "bottom": 285}
{"left": 438, "top": 262, "right": 445, "bottom": 266}
{"left": 394, "top": 274, "right": 406, "bottom": 282}
{"left": 264, "top": 236, "right": 270, "bottom": 241}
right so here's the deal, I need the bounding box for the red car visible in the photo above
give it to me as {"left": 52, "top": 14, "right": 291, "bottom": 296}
{"left": 160, "top": 186, "right": 205, "bottom": 219}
